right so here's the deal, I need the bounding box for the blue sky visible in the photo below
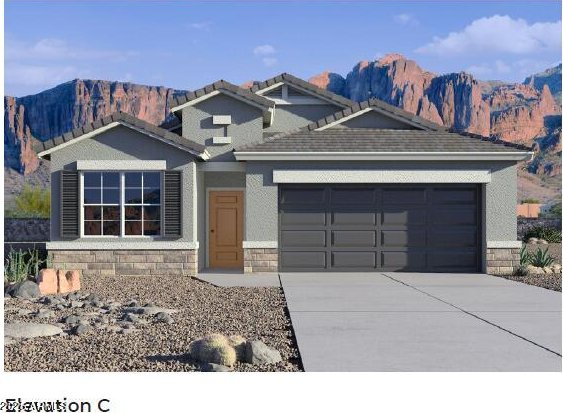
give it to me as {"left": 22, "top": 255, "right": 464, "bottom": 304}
{"left": 4, "top": 0, "right": 562, "bottom": 97}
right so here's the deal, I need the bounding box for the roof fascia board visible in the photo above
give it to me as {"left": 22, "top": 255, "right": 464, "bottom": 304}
{"left": 37, "top": 122, "right": 120, "bottom": 157}
{"left": 254, "top": 82, "right": 284, "bottom": 95}
{"left": 171, "top": 89, "right": 272, "bottom": 113}
{"left": 316, "top": 108, "right": 372, "bottom": 130}
{"left": 234, "top": 151, "right": 534, "bottom": 161}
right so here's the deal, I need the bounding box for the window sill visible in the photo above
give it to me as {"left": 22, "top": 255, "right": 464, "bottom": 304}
{"left": 46, "top": 240, "right": 199, "bottom": 250}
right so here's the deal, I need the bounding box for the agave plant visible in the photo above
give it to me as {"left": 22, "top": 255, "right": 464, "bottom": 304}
{"left": 519, "top": 246, "right": 532, "bottom": 266}
{"left": 530, "top": 248, "right": 556, "bottom": 268}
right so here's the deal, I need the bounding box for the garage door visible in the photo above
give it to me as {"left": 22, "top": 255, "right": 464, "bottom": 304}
{"left": 279, "top": 184, "right": 481, "bottom": 272}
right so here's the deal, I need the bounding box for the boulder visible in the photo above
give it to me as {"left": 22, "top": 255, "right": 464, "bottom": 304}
{"left": 58, "top": 270, "right": 81, "bottom": 294}
{"left": 35, "top": 309, "right": 55, "bottom": 319}
{"left": 4, "top": 322, "right": 63, "bottom": 338}
{"left": 63, "top": 315, "right": 81, "bottom": 325}
{"left": 72, "top": 324, "right": 90, "bottom": 336}
{"left": 17, "top": 309, "right": 33, "bottom": 316}
{"left": 228, "top": 335, "right": 247, "bottom": 361}
{"left": 523, "top": 265, "right": 544, "bottom": 276}
{"left": 154, "top": 312, "right": 174, "bottom": 324}
{"left": 189, "top": 334, "right": 237, "bottom": 367}
{"left": 527, "top": 237, "right": 539, "bottom": 244}
{"left": 36, "top": 269, "right": 58, "bottom": 295}
{"left": 201, "top": 363, "right": 232, "bottom": 372}
{"left": 551, "top": 264, "right": 562, "bottom": 274}
{"left": 5, "top": 281, "right": 40, "bottom": 299}
{"left": 537, "top": 239, "right": 549, "bottom": 245}
{"left": 243, "top": 340, "right": 282, "bottom": 365}
{"left": 542, "top": 267, "right": 553, "bottom": 275}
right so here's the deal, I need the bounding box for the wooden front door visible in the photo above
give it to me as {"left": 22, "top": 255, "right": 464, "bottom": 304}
{"left": 209, "top": 191, "right": 244, "bottom": 269}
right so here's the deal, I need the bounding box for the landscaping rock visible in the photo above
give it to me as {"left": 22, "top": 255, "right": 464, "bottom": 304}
{"left": 244, "top": 340, "right": 282, "bottom": 365}
{"left": 527, "top": 237, "right": 539, "bottom": 244}
{"left": 63, "top": 315, "right": 81, "bottom": 325}
{"left": 17, "top": 309, "right": 33, "bottom": 316}
{"left": 70, "top": 300, "right": 84, "bottom": 309}
{"left": 543, "top": 267, "right": 554, "bottom": 275}
{"left": 189, "top": 334, "right": 237, "bottom": 367}
{"left": 4, "top": 322, "right": 63, "bottom": 339}
{"left": 228, "top": 335, "right": 247, "bottom": 361}
{"left": 4, "top": 337, "right": 15, "bottom": 345}
{"left": 201, "top": 363, "right": 232, "bottom": 372}
{"left": 5, "top": 281, "right": 40, "bottom": 299}
{"left": 72, "top": 324, "right": 90, "bottom": 336}
{"left": 123, "top": 306, "right": 178, "bottom": 316}
{"left": 552, "top": 264, "right": 562, "bottom": 274}
{"left": 523, "top": 265, "right": 544, "bottom": 276}
{"left": 55, "top": 304, "right": 65, "bottom": 311}
{"left": 125, "top": 300, "right": 139, "bottom": 307}
{"left": 154, "top": 312, "right": 174, "bottom": 324}
{"left": 35, "top": 309, "right": 55, "bottom": 319}
{"left": 538, "top": 239, "right": 549, "bottom": 245}
{"left": 123, "top": 314, "right": 141, "bottom": 323}
{"left": 59, "top": 270, "right": 81, "bottom": 294}
{"left": 36, "top": 269, "right": 59, "bottom": 295}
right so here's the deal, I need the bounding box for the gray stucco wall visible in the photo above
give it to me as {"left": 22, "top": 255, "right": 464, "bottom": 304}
{"left": 181, "top": 94, "right": 264, "bottom": 162}
{"left": 245, "top": 161, "right": 517, "bottom": 244}
{"left": 264, "top": 104, "right": 342, "bottom": 132}
{"left": 339, "top": 111, "right": 417, "bottom": 129}
{"left": 49, "top": 125, "right": 199, "bottom": 243}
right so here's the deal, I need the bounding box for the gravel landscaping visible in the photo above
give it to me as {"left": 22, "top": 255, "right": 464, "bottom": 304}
{"left": 4, "top": 275, "right": 301, "bottom": 372}
{"left": 497, "top": 271, "right": 561, "bottom": 292}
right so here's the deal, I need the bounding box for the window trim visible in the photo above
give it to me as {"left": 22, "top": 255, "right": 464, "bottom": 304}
{"left": 79, "top": 170, "right": 163, "bottom": 239}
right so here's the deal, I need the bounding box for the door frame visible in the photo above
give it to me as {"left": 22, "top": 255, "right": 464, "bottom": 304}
{"left": 205, "top": 187, "right": 245, "bottom": 268}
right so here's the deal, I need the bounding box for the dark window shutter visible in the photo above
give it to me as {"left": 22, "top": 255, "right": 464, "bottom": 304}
{"left": 60, "top": 170, "right": 79, "bottom": 239}
{"left": 163, "top": 171, "right": 182, "bottom": 238}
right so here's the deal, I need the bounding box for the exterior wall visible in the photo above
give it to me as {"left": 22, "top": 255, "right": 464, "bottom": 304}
{"left": 50, "top": 249, "right": 198, "bottom": 276}
{"left": 339, "top": 111, "right": 417, "bottom": 129}
{"left": 486, "top": 247, "right": 520, "bottom": 275}
{"left": 49, "top": 125, "right": 199, "bottom": 244}
{"left": 244, "top": 248, "right": 278, "bottom": 273}
{"left": 181, "top": 94, "right": 264, "bottom": 161}
{"left": 264, "top": 104, "right": 342, "bottom": 133}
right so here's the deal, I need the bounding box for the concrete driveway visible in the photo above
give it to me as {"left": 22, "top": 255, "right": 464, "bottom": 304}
{"left": 280, "top": 272, "right": 561, "bottom": 372}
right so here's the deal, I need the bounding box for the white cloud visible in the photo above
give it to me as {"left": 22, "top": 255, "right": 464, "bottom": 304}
{"left": 416, "top": 15, "right": 561, "bottom": 56}
{"left": 394, "top": 14, "right": 418, "bottom": 26}
{"left": 465, "top": 58, "right": 557, "bottom": 80}
{"left": 261, "top": 57, "right": 278, "bottom": 67}
{"left": 253, "top": 44, "right": 276, "bottom": 56}
{"left": 188, "top": 21, "right": 212, "bottom": 31}
{"left": 4, "top": 63, "right": 92, "bottom": 87}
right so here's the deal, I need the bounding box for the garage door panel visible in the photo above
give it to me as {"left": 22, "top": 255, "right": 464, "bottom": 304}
{"left": 282, "top": 230, "right": 326, "bottom": 247}
{"left": 381, "top": 209, "right": 426, "bottom": 225}
{"left": 428, "top": 228, "right": 477, "bottom": 247}
{"left": 430, "top": 208, "right": 476, "bottom": 225}
{"left": 281, "top": 211, "right": 326, "bottom": 226}
{"left": 382, "top": 188, "right": 426, "bottom": 204}
{"left": 428, "top": 250, "right": 478, "bottom": 269}
{"left": 432, "top": 188, "right": 477, "bottom": 204}
{"left": 332, "top": 212, "right": 376, "bottom": 226}
{"left": 332, "top": 231, "right": 376, "bottom": 247}
{"left": 381, "top": 251, "right": 426, "bottom": 269}
{"left": 281, "top": 188, "right": 327, "bottom": 205}
{"left": 331, "top": 188, "right": 376, "bottom": 205}
{"left": 281, "top": 251, "right": 327, "bottom": 269}
{"left": 332, "top": 252, "right": 376, "bottom": 268}
{"left": 381, "top": 230, "right": 426, "bottom": 247}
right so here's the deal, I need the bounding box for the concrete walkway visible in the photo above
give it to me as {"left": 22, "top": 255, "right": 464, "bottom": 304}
{"left": 197, "top": 271, "right": 280, "bottom": 287}
{"left": 280, "top": 272, "right": 562, "bottom": 372}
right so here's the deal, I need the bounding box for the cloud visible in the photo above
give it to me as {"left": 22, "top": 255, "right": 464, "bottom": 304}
{"left": 253, "top": 44, "right": 276, "bottom": 56}
{"left": 188, "top": 21, "right": 212, "bottom": 31}
{"left": 464, "top": 58, "right": 557, "bottom": 80}
{"left": 416, "top": 15, "right": 561, "bottom": 56}
{"left": 394, "top": 14, "right": 418, "bottom": 26}
{"left": 4, "top": 63, "right": 92, "bottom": 87}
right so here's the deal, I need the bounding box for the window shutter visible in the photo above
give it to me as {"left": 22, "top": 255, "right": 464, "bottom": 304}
{"left": 60, "top": 170, "right": 79, "bottom": 239}
{"left": 163, "top": 171, "right": 182, "bottom": 238}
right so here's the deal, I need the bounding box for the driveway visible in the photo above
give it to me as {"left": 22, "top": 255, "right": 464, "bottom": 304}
{"left": 280, "top": 272, "right": 561, "bottom": 372}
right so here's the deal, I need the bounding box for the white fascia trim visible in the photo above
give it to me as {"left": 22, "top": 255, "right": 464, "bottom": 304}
{"left": 234, "top": 152, "right": 534, "bottom": 161}
{"left": 171, "top": 89, "right": 271, "bottom": 113}
{"left": 267, "top": 96, "right": 333, "bottom": 105}
{"left": 273, "top": 169, "right": 492, "bottom": 184}
{"left": 200, "top": 162, "right": 246, "bottom": 172}
{"left": 242, "top": 241, "right": 278, "bottom": 249}
{"left": 76, "top": 160, "right": 167, "bottom": 170}
{"left": 487, "top": 241, "right": 522, "bottom": 249}
{"left": 316, "top": 108, "right": 372, "bottom": 130}
{"left": 254, "top": 82, "right": 284, "bottom": 95}
{"left": 46, "top": 241, "right": 200, "bottom": 250}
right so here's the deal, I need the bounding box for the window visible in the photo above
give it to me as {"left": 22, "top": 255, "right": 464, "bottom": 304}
{"left": 82, "top": 171, "right": 161, "bottom": 237}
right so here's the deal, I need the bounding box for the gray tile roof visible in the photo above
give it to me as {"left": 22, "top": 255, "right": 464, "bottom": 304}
{"left": 171, "top": 79, "right": 274, "bottom": 111}
{"left": 237, "top": 128, "right": 531, "bottom": 153}
{"left": 249, "top": 73, "right": 355, "bottom": 107}
{"left": 34, "top": 111, "right": 207, "bottom": 157}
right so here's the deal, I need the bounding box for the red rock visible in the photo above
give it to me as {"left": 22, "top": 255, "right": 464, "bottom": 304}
{"left": 57, "top": 270, "right": 81, "bottom": 293}
{"left": 36, "top": 269, "right": 58, "bottom": 295}
{"left": 57, "top": 270, "right": 71, "bottom": 294}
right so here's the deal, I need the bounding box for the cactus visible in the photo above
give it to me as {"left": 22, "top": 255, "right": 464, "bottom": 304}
{"left": 189, "top": 334, "right": 237, "bottom": 367}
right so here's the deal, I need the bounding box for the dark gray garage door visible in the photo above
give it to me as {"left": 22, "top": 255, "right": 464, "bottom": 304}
{"left": 279, "top": 184, "right": 481, "bottom": 272}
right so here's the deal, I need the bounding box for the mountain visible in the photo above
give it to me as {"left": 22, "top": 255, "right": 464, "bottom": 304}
{"left": 3, "top": 56, "right": 562, "bottom": 206}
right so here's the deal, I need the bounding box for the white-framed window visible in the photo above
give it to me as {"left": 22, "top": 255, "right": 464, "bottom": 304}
{"left": 81, "top": 171, "right": 161, "bottom": 237}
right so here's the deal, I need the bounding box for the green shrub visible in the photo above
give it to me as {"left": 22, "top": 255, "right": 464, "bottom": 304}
{"left": 521, "top": 198, "right": 540, "bottom": 204}
{"left": 4, "top": 248, "right": 45, "bottom": 284}
{"left": 520, "top": 246, "right": 532, "bottom": 266}
{"left": 8, "top": 184, "right": 50, "bottom": 218}
{"left": 529, "top": 248, "right": 556, "bottom": 268}
{"left": 523, "top": 225, "right": 562, "bottom": 243}
{"left": 540, "top": 203, "right": 562, "bottom": 218}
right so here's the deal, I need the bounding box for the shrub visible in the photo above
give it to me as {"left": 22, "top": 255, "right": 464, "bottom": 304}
{"left": 519, "top": 246, "right": 532, "bottom": 266}
{"left": 523, "top": 225, "right": 562, "bottom": 243}
{"left": 529, "top": 248, "right": 556, "bottom": 268}
{"left": 521, "top": 198, "right": 540, "bottom": 204}
{"left": 4, "top": 248, "right": 45, "bottom": 284}
{"left": 540, "top": 203, "right": 562, "bottom": 218}
{"left": 8, "top": 184, "right": 50, "bottom": 218}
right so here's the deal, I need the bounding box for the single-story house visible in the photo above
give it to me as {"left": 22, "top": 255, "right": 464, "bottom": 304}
{"left": 35, "top": 73, "right": 533, "bottom": 276}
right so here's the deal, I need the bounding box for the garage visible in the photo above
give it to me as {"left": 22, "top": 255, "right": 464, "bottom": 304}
{"left": 279, "top": 184, "right": 481, "bottom": 272}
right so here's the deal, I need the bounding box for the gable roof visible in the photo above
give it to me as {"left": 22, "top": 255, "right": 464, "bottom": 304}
{"left": 249, "top": 73, "right": 355, "bottom": 108}
{"left": 170, "top": 79, "right": 275, "bottom": 113}
{"left": 35, "top": 111, "right": 208, "bottom": 160}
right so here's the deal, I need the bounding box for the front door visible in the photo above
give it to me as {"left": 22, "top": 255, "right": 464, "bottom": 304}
{"left": 209, "top": 190, "right": 244, "bottom": 269}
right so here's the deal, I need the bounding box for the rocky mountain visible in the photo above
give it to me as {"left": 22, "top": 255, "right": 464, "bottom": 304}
{"left": 524, "top": 64, "right": 562, "bottom": 105}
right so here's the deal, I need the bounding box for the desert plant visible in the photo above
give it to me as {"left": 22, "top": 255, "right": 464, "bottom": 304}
{"left": 189, "top": 333, "right": 237, "bottom": 366}
{"left": 519, "top": 246, "right": 532, "bottom": 266}
{"left": 10, "top": 184, "right": 51, "bottom": 218}
{"left": 523, "top": 225, "right": 562, "bottom": 243}
{"left": 529, "top": 248, "right": 556, "bottom": 268}
{"left": 4, "top": 248, "right": 46, "bottom": 284}
{"left": 521, "top": 198, "right": 540, "bottom": 204}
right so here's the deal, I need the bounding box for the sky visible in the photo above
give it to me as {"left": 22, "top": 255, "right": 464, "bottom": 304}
{"left": 4, "top": 0, "right": 562, "bottom": 97}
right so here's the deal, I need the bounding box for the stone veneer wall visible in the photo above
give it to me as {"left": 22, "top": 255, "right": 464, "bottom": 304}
{"left": 486, "top": 247, "right": 520, "bottom": 275}
{"left": 49, "top": 250, "right": 198, "bottom": 276}
{"left": 244, "top": 248, "right": 278, "bottom": 273}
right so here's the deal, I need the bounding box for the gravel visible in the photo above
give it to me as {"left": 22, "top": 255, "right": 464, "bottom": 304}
{"left": 497, "top": 271, "right": 561, "bottom": 292}
{"left": 4, "top": 275, "right": 301, "bottom": 372}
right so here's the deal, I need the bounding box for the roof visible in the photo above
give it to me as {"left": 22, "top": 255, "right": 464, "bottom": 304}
{"left": 249, "top": 73, "right": 355, "bottom": 107}
{"left": 34, "top": 111, "right": 208, "bottom": 159}
{"left": 171, "top": 79, "right": 274, "bottom": 112}
{"left": 235, "top": 128, "right": 532, "bottom": 154}
{"left": 301, "top": 98, "right": 447, "bottom": 132}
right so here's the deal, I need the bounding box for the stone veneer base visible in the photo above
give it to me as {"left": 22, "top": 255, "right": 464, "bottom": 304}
{"left": 244, "top": 248, "right": 278, "bottom": 273}
{"left": 49, "top": 249, "right": 198, "bottom": 276}
{"left": 486, "top": 247, "right": 520, "bottom": 276}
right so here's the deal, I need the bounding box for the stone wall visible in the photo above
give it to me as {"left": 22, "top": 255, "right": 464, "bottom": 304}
{"left": 244, "top": 248, "right": 278, "bottom": 273}
{"left": 486, "top": 247, "right": 520, "bottom": 275}
{"left": 49, "top": 249, "right": 198, "bottom": 276}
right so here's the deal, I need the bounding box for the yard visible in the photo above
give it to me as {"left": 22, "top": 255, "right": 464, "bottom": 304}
{"left": 4, "top": 275, "right": 301, "bottom": 372}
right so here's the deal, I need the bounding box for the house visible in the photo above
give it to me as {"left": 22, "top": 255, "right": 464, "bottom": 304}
{"left": 35, "top": 73, "right": 533, "bottom": 276}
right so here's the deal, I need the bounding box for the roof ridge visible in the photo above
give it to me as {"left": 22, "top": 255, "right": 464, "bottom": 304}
{"left": 448, "top": 128, "right": 533, "bottom": 151}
